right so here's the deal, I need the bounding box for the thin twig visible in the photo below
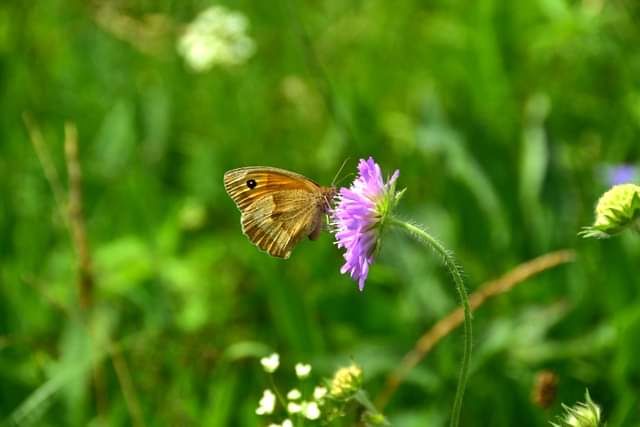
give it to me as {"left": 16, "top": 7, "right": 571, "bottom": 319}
{"left": 375, "top": 249, "right": 576, "bottom": 409}
{"left": 26, "top": 118, "right": 146, "bottom": 426}
{"left": 64, "top": 122, "right": 94, "bottom": 310}
{"left": 63, "top": 122, "right": 107, "bottom": 422}
{"left": 110, "top": 344, "right": 146, "bottom": 427}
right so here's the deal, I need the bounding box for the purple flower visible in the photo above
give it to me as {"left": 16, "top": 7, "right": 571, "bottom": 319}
{"left": 605, "top": 165, "right": 638, "bottom": 186}
{"left": 331, "top": 157, "right": 401, "bottom": 291}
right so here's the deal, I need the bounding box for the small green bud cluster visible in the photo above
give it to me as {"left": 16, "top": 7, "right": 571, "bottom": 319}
{"left": 580, "top": 184, "right": 640, "bottom": 238}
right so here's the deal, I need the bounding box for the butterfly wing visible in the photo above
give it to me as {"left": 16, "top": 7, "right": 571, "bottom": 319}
{"left": 223, "top": 167, "right": 325, "bottom": 259}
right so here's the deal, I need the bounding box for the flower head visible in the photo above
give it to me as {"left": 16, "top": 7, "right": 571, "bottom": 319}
{"left": 331, "top": 157, "right": 402, "bottom": 290}
{"left": 329, "top": 364, "right": 363, "bottom": 400}
{"left": 260, "top": 353, "right": 280, "bottom": 373}
{"left": 256, "top": 389, "right": 276, "bottom": 415}
{"left": 177, "top": 5, "right": 255, "bottom": 72}
{"left": 580, "top": 183, "right": 640, "bottom": 238}
{"left": 295, "top": 363, "right": 312, "bottom": 379}
{"left": 552, "top": 390, "right": 602, "bottom": 427}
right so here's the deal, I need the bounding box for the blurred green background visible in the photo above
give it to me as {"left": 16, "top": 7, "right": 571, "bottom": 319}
{"left": 1, "top": 0, "right": 639, "bottom": 425}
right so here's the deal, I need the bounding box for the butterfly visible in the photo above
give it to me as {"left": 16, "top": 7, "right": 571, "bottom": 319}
{"left": 224, "top": 167, "right": 337, "bottom": 259}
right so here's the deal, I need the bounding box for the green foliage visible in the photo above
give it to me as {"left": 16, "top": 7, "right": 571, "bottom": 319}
{"left": 1, "top": 0, "right": 639, "bottom": 425}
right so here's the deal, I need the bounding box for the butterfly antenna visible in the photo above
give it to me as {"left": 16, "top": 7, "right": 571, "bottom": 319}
{"left": 331, "top": 157, "right": 351, "bottom": 187}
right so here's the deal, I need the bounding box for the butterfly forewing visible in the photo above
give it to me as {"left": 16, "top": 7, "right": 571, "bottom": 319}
{"left": 223, "top": 167, "right": 330, "bottom": 259}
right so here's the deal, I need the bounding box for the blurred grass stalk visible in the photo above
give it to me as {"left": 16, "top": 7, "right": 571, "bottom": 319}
{"left": 21, "top": 115, "right": 145, "bottom": 427}
{"left": 375, "top": 249, "right": 576, "bottom": 410}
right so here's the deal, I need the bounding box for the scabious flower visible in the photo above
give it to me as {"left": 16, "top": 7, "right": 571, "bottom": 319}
{"left": 331, "top": 157, "right": 402, "bottom": 290}
{"left": 260, "top": 353, "right": 280, "bottom": 373}
{"left": 580, "top": 183, "right": 640, "bottom": 238}
{"left": 256, "top": 389, "right": 276, "bottom": 415}
{"left": 177, "top": 5, "right": 255, "bottom": 72}
{"left": 551, "top": 391, "right": 602, "bottom": 427}
{"left": 294, "top": 363, "right": 311, "bottom": 379}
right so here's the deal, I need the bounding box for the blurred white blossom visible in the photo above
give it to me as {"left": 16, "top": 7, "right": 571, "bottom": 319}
{"left": 287, "top": 401, "right": 302, "bottom": 414}
{"left": 287, "top": 401, "right": 320, "bottom": 420}
{"left": 294, "top": 363, "right": 311, "bottom": 378}
{"left": 177, "top": 5, "right": 255, "bottom": 71}
{"left": 302, "top": 401, "right": 321, "bottom": 420}
{"left": 260, "top": 353, "right": 280, "bottom": 373}
{"left": 256, "top": 389, "right": 276, "bottom": 415}
{"left": 313, "top": 386, "right": 327, "bottom": 400}
{"left": 286, "top": 389, "right": 301, "bottom": 400}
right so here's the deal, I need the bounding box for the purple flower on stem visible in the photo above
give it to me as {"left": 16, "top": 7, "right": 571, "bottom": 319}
{"left": 331, "top": 157, "right": 402, "bottom": 291}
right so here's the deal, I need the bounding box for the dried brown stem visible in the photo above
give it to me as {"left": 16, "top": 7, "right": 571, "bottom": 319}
{"left": 375, "top": 249, "right": 576, "bottom": 409}
{"left": 64, "top": 122, "right": 94, "bottom": 310}
{"left": 110, "top": 344, "right": 146, "bottom": 427}
{"left": 26, "top": 118, "right": 145, "bottom": 426}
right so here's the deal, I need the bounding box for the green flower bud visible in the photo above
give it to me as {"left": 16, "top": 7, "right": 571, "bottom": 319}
{"left": 580, "top": 183, "right": 640, "bottom": 238}
{"left": 551, "top": 391, "right": 603, "bottom": 427}
{"left": 329, "top": 364, "right": 363, "bottom": 400}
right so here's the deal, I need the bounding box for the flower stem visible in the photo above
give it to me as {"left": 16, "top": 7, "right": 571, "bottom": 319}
{"left": 389, "top": 217, "right": 472, "bottom": 427}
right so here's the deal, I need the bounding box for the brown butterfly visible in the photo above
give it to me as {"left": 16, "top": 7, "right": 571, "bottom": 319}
{"left": 224, "top": 167, "right": 337, "bottom": 259}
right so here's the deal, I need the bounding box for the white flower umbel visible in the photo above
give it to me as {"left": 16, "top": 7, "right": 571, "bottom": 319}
{"left": 177, "top": 5, "right": 255, "bottom": 71}
{"left": 256, "top": 389, "right": 276, "bottom": 415}
{"left": 295, "top": 363, "right": 312, "bottom": 379}
{"left": 260, "top": 353, "right": 280, "bottom": 373}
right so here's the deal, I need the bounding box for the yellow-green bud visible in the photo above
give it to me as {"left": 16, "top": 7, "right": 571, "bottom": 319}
{"left": 580, "top": 183, "right": 640, "bottom": 238}
{"left": 329, "top": 364, "right": 363, "bottom": 400}
{"left": 551, "top": 391, "right": 602, "bottom": 427}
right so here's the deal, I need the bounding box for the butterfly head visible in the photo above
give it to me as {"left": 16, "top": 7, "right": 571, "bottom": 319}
{"left": 321, "top": 186, "right": 338, "bottom": 212}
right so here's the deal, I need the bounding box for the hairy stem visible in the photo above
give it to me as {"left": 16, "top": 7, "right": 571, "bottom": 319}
{"left": 389, "top": 218, "right": 471, "bottom": 427}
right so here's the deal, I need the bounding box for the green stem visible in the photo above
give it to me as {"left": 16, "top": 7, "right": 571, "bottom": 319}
{"left": 389, "top": 217, "right": 472, "bottom": 427}
{"left": 268, "top": 373, "right": 287, "bottom": 409}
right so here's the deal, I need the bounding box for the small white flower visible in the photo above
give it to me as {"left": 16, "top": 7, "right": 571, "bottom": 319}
{"left": 260, "top": 353, "right": 280, "bottom": 373}
{"left": 302, "top": 401, "right": 321, "bottom": 420}
{"left": 286, "top": 389, "right": 301, "bottom": 400}
{"left": 287, "top": 401, "right": 302, "bottom": 414}
{"left": 256, "top": 389, "right": 276, "bottom": 415}
{"left": 313, "top": 386, "right": 327, "bottom": 400}
{"left": 295, "top": 363, "right": 312, "bottom": 378}
{"left": 281, "top": 420, "right": 293, "bottom": 427}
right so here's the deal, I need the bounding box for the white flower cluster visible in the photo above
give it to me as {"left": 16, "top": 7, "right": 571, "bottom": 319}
{"left": 177, "top": 5, "right": 255, "bottom": 71}
{"left": 256, "top": 353, "right": 329, "bottom": 424}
